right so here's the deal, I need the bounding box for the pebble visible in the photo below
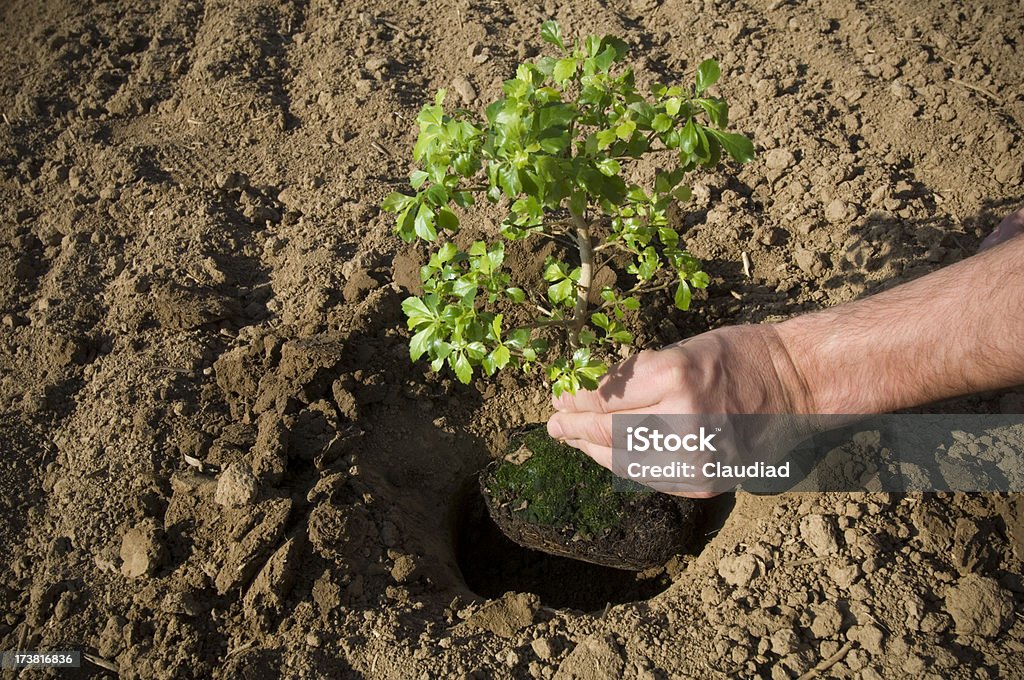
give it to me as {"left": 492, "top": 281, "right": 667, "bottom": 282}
{"left": 771, "top": 628, "right": 800, "bottom": 656}
{"left": 793, "top": 248, "right": 823, "bottom": 276}
{"left": 718, "top": 552, "right": 761, "bottom": 587}
{"left": 846, "top": 623, "right": 885, "bottom": 655}
{"left": 824, "top": 199, "right": 851, "bottom": 223}
{"left": 119, "top": 520, "right": 166, "bottom": 578}
{"left": 389, "top": 553, "right": 417, "bottom": 583}
{"left": 451, "top": 75, "right": 477, "bottom": 105}
{"left": 531, "top": 637, "right": 555, "bottom": 660}
{"left": 214, "top": 462, "right": 259, "bottom": 507}
{"left": 800, "top": 514, "right": 841, "bottom": 556}
{"left": 765, "top": 148, "right": 795, "bottom": 170}
{"left": 809, "top": 601, "right": 843, "bottom": 638}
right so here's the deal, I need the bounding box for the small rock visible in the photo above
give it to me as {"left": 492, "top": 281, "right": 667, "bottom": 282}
{"left": 215, "top": 171, "right": 249, "bottom": 190}
{"left": 554, "top": 635, "right": 624, "bottom": 680}
{"left": 994, "top": 159, "right": 1021, "bottom": 186}
{"left": 390, "top": 553, "right": 417, "bottom": 583}
{"left": 945, "top": 574, "right": 1014, "bottom": 637}
{"left": 793, "top": 248, "right": 823, "bottom": 276}
{"left": 809, "top": 602, "right": 843, "bottom": 639}
{"left": 824, "top": 199, "right": 851, "bottom": 223}
{"left": 364, "top": 56, "right": 387, "bottom": 72}
{"left": 718, "top": 552, "right": 761, "bottom": 587}
{"left": 464, "top": 592, "right": 538, "bottom": 638}
{"left": 452, "top": 75, "right": 477, "bottom": 105}
{"left": 119, "top": 520, "right": 167, "bottom": 579}
{"left": 765, "top": 148, "right": 795, "bottom": 170}
{"left": 800, "top": 514, "right": 841, "bottom": 556}
{"left": 531, "top": 637, "right": 556, "bottom": 661}
{"left": 846, "top": 623, "right": 885, "bottom": 655}
{"left": 215, "top": 462, "right": 260, "bottom": 507}
{"left": 771, "top": 628, "right": 800, "bottom": 656}
{"left": 827, "top": 561, "right": 861, "bottom": 588}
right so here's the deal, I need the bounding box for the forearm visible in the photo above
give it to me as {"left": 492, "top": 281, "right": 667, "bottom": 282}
{"left": 775, "top": 235, "right": 1024, "bottom": 414}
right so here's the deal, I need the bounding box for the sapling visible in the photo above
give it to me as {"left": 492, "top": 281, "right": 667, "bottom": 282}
{"left": 382, "top": 21, "right": 754, "bottom": 397}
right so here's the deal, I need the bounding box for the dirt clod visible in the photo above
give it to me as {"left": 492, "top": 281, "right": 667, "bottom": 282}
{"left": 215, "top": 462, "right": 260, "bottom": 507}
{"left": 800, "top": 514, "right": 842, "bottom": 556}
{"left": 119, "top": 519, "right": 166, "bottom": 579}
{"left": 464, "top": 592, "right": 539, "bottom": 638}
{"left": 944, "top": 574, "right": 1015, "bottom": 637}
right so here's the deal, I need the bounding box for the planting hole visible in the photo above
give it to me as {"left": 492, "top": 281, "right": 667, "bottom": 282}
{"left": 457, "top": 483, "right": 675, "bottom": 611}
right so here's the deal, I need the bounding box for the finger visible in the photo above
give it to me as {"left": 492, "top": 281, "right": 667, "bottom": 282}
{"left": 547, "top": 410, "right": 613, "bottom": 448}
{"left": 548, "top": 403, "right": 672, "bottom": 446}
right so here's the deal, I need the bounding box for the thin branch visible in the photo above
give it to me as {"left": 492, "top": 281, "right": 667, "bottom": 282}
{"left": 571, "top": 213, "right": 594, "bottom": 342}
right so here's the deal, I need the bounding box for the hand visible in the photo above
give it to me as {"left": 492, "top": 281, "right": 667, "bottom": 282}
{"left": 547, "top": 324, "right": 813, "bottom": 497}
{"left": 980, "top": 206, "right": 1024, "bottom": 251}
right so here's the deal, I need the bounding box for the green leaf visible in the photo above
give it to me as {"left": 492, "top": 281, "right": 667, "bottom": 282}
{"left": 538, "top": 103, "right": 576, "bottom": 129}
{"left": 425, "top": 183, "right": 448, "bottom": 206}
{"left": 696, "top": 97, "right": 729, "bottom": 128}
{"left": 492, "top": 345, "right": 511, "bottom": 369}
{"left": 610, "top": 330, "right": 633, "bottom": 344}
{"left": 410, "top": 170, "right": 429, "bottom": 189}
{"left": 707, "top": 129, "right": 755, "bottom": 163}
{"left": 680, "top": 118, "right": 698, "bottom": 154}
{"left": 651, "top": 113, "right": 673, "bottom": 133}
{"left": 498, "top": 164, "right": 523, "bottom": 197}
{"left": 615, "top": 119, "right": 636, "bottom": 140}
{"left": 553, "top": 58, "right": 578, "bottom": 84}
{"left": 569, "top": 190, "right": 587, "bottom": 216}
{"left": 674, "top": 280, "right": 692, "bottom": 310}
{"left": 409, "top": 327, "right": 435, "bottom": 361}
{"left": 695, "top": 59, "right": 720, "bottom": 94}
{"left": 506, "top": 287, "right": 526, "bottom": 303}
{"left": 591, "top": 312, "right": 610, "bottom": 330}
{"left": 690, "top": 270, "right": 711, "bottom": 289}
{"left": 548, "top": 278, "right": 574, "bottom": 305}
{"left": 381, "top": 192, "right": 415, "bottom": 213}
{"left": 672, "top": 185, "right": 693, "bottom": 202}
{"left": 658, "top": 226, "right": 679, "bottom": 247}
{"left": 414, "top": 203, "right": 437, "bottom": 241}
{"left": 436, "top": 207, "right": 459, "bottom": 232}
{"left": 665, "top": 97, "right": 682, "bottom": 116}
{"left": 596, "top": 158, "right": 620, "bottom": 176}
{"left": 595, "top": 128, "right": 618, "bottom": 149}
{"left": 592, "top": 45, "right": 617, "bottom": 72}
{"left": 541, "top": 20, "right": 565, "bottom": 50}
{"left": 402, "top": 296, "right": 434, "bottom": 325}
{"left": 437, "top": 242, "right": 458, "bottom": 263}
{"left": 453, "top": 352, "right": 473, "bottom": 384}
{"left": 543, "top": 259, "right": 567, "bottom": 282}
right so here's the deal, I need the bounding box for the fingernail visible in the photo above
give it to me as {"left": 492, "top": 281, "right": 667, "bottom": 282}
{"left": 547, "top": 419, "right": 562, "bottom": 440}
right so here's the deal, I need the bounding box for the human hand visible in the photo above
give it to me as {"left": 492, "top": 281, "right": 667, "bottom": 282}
{"left": 980, "top": 206, "right": 1024, "bottom": 251}
{"left": 547, "top": 324, "right": 814, "bottom": 497}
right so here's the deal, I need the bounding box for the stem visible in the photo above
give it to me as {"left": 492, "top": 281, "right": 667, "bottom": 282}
{"left": 571, "top": 211, "right": 594, "bottom": 339}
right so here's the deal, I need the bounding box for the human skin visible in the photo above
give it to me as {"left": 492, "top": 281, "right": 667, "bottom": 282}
{"left": 547, "top": 208, "right": 1024, "bottom": 492}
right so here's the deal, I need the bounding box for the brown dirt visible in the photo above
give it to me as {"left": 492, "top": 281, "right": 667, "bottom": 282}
{"left": 1, "top": 0, "right": 1022, "bottom": 678}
